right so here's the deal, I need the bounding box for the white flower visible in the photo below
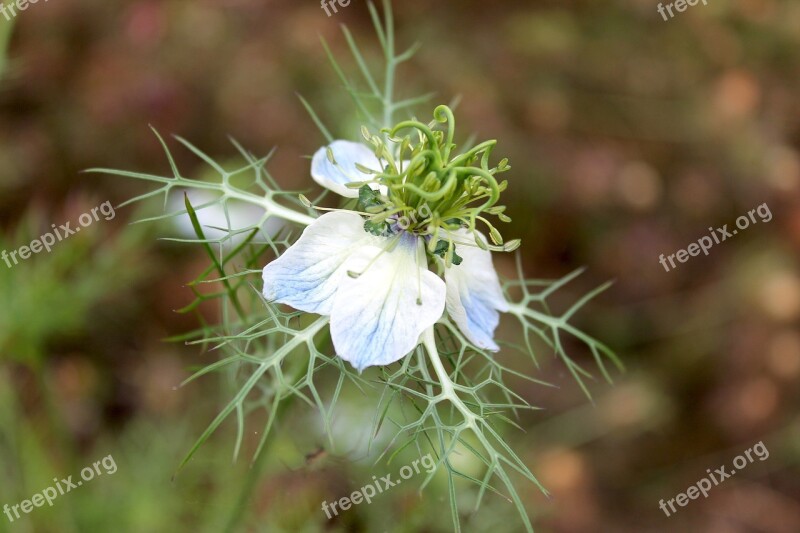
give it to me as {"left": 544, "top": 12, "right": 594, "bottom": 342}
{"left": 262, "top": 140, "right": 509, "bottom": 371}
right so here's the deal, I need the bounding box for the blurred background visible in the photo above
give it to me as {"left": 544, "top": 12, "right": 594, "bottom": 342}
{"left": 1, "top": 0, "right": 800, "bottom": 531}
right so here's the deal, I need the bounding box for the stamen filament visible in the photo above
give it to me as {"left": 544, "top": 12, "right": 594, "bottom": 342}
{"left": 346, "top": 233, "right": 403, "bottom": 278}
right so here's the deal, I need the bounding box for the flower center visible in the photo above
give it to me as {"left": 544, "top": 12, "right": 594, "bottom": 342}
{"left": 354, "top": 105, "right": 520, "bottom": 266}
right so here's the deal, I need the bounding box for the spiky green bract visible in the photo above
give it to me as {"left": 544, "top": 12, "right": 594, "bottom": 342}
{"left": 505, "top": 255, "right": 624, "bottom": 400}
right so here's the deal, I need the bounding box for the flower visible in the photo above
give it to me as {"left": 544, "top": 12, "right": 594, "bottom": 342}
{"left": 262, "top": 107, "right": 515, "bottom": 371}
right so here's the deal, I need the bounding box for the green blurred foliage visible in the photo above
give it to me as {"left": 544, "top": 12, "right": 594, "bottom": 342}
{"left": 0, "top": 210, "right": 149, "bottom": 365}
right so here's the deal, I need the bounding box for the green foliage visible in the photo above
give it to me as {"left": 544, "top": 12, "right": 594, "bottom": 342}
{"left": 0, "top": 369, "right": 244, "bottom": 533}
{"left": 0, "top": 212, "right": 149, "bottom": 365}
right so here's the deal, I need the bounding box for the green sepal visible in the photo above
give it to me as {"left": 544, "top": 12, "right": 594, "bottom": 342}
{"left": 357, "top": 185, "right": 383, "bottom": 212}
{"left": 433, "top": 240, "right": 463, "bottom": 265}
{"left": 364, "top": 219, "right": 391, "bottom": 237}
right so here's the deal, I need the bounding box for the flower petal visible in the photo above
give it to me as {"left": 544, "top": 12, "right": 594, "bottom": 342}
{"left": 445, "top": 231, "right": 509, "bottom": 351}
{"left": 331, "top": 234, "right": 446, "bottom": 371}
{"left": 311, "top": 140, "right": 381, "bottom": 198}
{"left": 262, "top": 211, "right": 380, "bottom": 315}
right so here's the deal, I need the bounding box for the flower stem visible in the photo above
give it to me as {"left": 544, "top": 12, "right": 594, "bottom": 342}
{"left": 421, "top": 327, "right": 537, "bottom": 532}
{"left": 222, "top": 186, "right": 316, "bottom": 227}
{"left": 421, "top": 328, "right": 475, "bottom": 424}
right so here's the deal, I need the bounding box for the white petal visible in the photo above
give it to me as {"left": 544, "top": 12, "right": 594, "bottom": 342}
{"left": 331, "top": 234, "right": 446, "bottom": 371}
{"left": 262, "top": 211, "right": 380, "bottom": 315}
{"left": 445, "top": 231, "right": 509, "bottom": 351}
{"left": 311, "top": 140, "right": 382, "bottom": 198}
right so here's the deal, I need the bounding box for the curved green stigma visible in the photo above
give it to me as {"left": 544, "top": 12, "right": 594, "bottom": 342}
{"left": 352, "top": 105, "right": 520, "bottom": 266}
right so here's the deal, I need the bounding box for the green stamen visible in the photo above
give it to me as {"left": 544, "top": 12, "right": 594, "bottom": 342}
{"left": 357, "top": 104, "right": 516, "bottom": 263}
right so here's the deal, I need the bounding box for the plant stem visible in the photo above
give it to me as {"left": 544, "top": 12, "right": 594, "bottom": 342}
{"left": 382, "top": 0, "right": 395, "bottom": 129}
{"left": 421, "top": 328, "right": 475, "bottom": 425}
{"left": 219, "top": 317, "right": 328, "bottom": 532}
{"left": 221, "top": 186, "right": 316, "bottom": 227}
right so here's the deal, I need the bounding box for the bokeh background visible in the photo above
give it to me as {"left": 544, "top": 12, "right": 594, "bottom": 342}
{"left": 2, "top": 0, "right": 800, "bottom": 531}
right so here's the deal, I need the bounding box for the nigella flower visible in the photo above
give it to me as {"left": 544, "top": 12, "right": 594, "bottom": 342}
{"left": 262, "top": 106, "right": 518, "bottom": 371}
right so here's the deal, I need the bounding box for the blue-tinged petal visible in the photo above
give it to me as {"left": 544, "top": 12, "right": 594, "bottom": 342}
{"left": 311, "top": 140, "right": 381, "bottom": 198}
{"left": 444, "top": 230, "right": 509, "bottom": 351}
{"left": 330, "top": 234, "right": 446, "bottom": 371}
{"left": 262, "top": 211, "right": 380, "bottom": 315}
